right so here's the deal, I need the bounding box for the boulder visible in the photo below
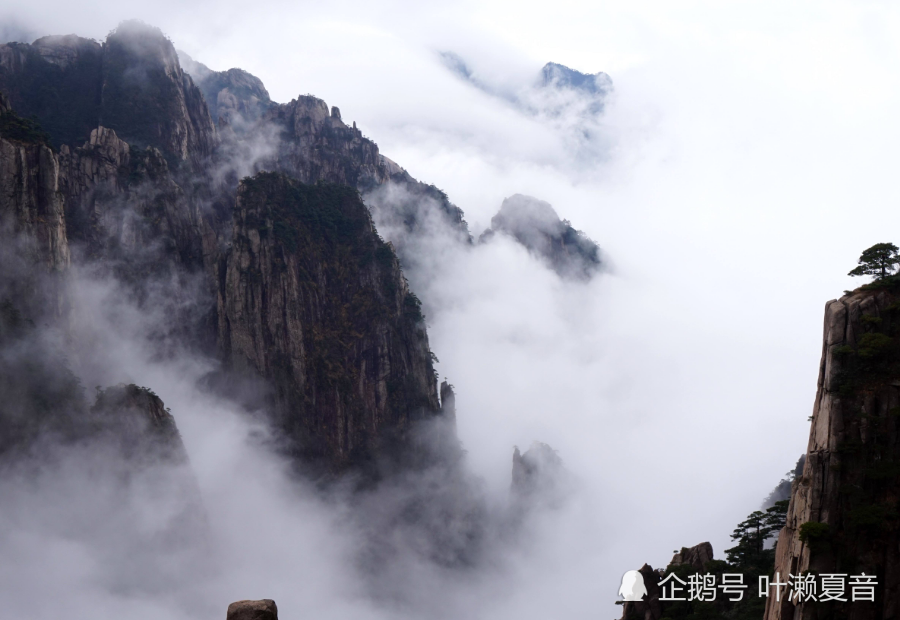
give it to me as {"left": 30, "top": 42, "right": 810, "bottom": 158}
{"left": 670, "top": 541, "right": 714, "bottom": 572}
{"left": 226, "top": 599, "right": 278, "bottom": 620}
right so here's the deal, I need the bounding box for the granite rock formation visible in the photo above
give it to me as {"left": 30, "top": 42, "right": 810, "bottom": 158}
{"left": 765, "top": 287, "right": 900, "bottom": 620}
{"left": 0, "top": 19, "right": 478, "bottom": 477}
{"left": 217, "top": 172, "right": 443, "bottom": 471}
{"left": 670, "top": 541, "right": 714, "bottom": 572}
{"left": 0, "top": 21, "right": 217, "bottom": 167}
{"left": 178, "top": 52, "right": 274, "bottom": 128}
{"left": 0, "top": 91, "right": 69, "bottom": 272}
{"left": 481, "top": 194, "right": 602, "bottom": 280}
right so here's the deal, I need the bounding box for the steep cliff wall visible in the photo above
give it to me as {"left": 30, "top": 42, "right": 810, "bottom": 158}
{"left": 1, "top": 21, "right": 464, "bottom": 475}
{"left": 0, "top": 34, "right": 103, "bottom": 148}
{"left": 218, "top": 172, "right": 442, "bottom": 471}
{"left": 263, "top": 96, "right": 387, "bottom": 187}
{"left": 0, "top": 22, "right": 216, "bottom": 168}
{"left": 100, "top": 21, "right": 216, "bottom": 168}
{"left": 0, "top": 132, "right": 69, "bottom": 271}
{"left": 766, "top": 287, "right": 900, "bottom": 620}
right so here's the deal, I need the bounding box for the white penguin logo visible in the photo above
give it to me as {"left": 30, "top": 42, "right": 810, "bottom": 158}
{"left": 618, "top": 570, "right": 648, "bottom": 601}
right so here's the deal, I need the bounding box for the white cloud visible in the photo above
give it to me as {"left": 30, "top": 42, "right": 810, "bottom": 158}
{"left": 4, "top": 1, "right": 900, "bottom": 617}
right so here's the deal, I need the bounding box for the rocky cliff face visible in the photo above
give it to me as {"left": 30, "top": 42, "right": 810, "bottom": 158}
{"left": 0, "top": 95, "right": 69, "bottom": 272}
{"left": 766, "top": 287, "right": 900, "bottom": 620}
{"left": 0, "top": 20, "right": 468, "bottom": 475}
{"left": 218, "top": 172, "right": 442, "bottom": 471}
{"left": 58, "top": 125, "right": 210, "bottom": 276}
{"left": 178, "top": 53, "right": 274, "bottom": 128}
{"left": 262, "top": 96, "right": 387, "bottom": 188}
{"left": 99, "top": 21, "right": 217, "bottom": 168}
{"left": 0, "top": 22, "right": 216, "bottom": 168}
{"left": 0, "top": 34, "right": 103, "bottom": 148}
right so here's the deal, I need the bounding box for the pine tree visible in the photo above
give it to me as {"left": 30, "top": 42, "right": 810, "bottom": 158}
{"left": 849, "top": 243, "right": 900, "bottom": 280}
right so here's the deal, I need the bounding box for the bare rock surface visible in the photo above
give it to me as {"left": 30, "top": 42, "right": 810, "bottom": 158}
{"left": 0, "top": 126, "right": 69, "bottom": 271}
{"left": 670, "top": 541, "right": 714, "bottom": 572}
{"left": 227, "top": 599, "right": 278, "bottom": 620}
{"left": 766, "top": 287, "right": 900, "bottom": 620}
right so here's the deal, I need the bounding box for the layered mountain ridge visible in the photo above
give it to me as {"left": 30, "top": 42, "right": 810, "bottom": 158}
{"left": 0, "top": 20, "right": 603, "bottom": 474}
{"left": 0, "top": 21, "right": 452, "bottom": 474}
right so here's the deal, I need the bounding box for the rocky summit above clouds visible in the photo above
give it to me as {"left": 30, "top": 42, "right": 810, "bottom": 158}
{"left": 539, "top": 61, "right": 613, "bottom": 98}
{"left": 439, "top": 52, "right": 613, "bottom": 123}
{"left": 480, "top": 193, "right": 603, "bottom": 281}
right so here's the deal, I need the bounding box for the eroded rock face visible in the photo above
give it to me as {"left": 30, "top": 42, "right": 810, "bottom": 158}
{"left": 765, "top": 288, "right": 900, "bottom": 620}
{"left": 218, "top": 172, "right": 442, "bottom": 471}
{"left": 0, "top": 125, "right": 69, "bottom": 271}
{"left": 226, "top": 599, "right": 278, "bottom": 620}
{"left": 58, "top": 125, "right": 208, "bottom": 271}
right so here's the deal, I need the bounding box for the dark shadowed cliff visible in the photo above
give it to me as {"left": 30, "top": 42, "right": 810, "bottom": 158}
{"left": 0, "top": 23, "right": 216, "bottom": 168}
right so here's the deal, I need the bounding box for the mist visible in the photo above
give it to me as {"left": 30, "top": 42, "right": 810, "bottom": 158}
{"left": 4, "top": 1, "right": 900, "bottom": 619}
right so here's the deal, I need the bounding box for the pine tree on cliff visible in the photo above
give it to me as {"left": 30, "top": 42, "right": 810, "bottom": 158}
{"left": 848, "top": 242, "right": 900, "bottom": 279}
{"left": 724, "top": 500, "right": 788, "bottom": 573}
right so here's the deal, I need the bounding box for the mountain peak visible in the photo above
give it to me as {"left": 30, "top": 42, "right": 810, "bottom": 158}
{"left": 540, "top": 61, "right": 612, "bottom": 96}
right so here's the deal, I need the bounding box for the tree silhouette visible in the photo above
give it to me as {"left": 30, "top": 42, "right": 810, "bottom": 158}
{"left": 849, "top": 243, "right": 900, "bottom": 280}
{"left": 725, "top": 500, "right": 788, "bottom": 572}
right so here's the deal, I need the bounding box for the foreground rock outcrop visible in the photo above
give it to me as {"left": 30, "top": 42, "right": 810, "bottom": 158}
{"left": 766, "top": 287, "right": 900, "bottom": 620}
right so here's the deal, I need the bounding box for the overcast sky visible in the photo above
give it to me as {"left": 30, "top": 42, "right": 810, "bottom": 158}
{"left": 5, "top": 1, "right": 900, "bottom": 618}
